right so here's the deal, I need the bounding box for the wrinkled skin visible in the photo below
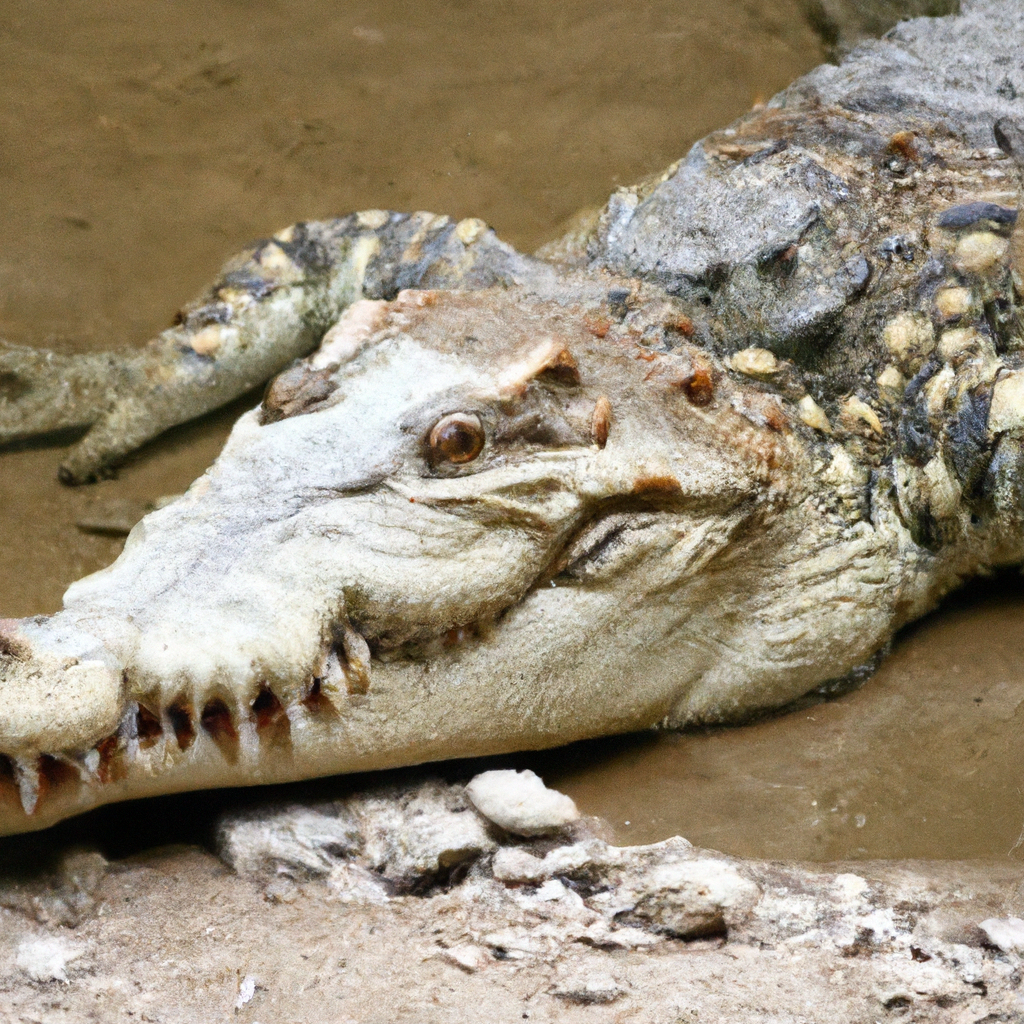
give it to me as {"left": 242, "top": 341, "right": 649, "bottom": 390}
{"left": 0, "top": 0, "right": 1023, "bottom": 834}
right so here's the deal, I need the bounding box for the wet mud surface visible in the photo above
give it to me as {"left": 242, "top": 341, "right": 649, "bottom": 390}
{"left": 3, "top": 0, "right": 1023, "bottom": 863}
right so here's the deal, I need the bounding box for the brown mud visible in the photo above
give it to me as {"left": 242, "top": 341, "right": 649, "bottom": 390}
{"left": 3, "top": 0, "right": 1022, "bottom": 864}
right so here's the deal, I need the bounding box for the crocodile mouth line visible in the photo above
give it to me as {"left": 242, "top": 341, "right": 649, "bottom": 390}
{"left": 0, "top": 483, "right": 754, "bottom": 829}
{"left": 375, "top": 493, "right": 731, "bottom": 662}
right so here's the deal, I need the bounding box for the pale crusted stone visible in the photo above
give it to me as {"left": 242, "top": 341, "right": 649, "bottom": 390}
{"left": 218, "top": 806, "right": 362, "bottom": 878}
{"left": 626, "top": 858, "right": 761, "bottom": 939}
{"left": 465, "top": 769, "right": 579, "bottom": 836}
{"left": 0, "top": 850, "right": 107, "bottom": 928}
{"left": 439, "top": 944, "right": 490, "bottom": 972}
{"left": 797, "top": 395, "right": 831, "bottom": 432}
{"left": 15, "top": 936, "right": 84, "bottom": 983}
{"left": 551, "top": 973, "right": 627, "bottom": 1004}
{"left": 989, "top": 372, "right": 1024, "bottom": 433}
{"left": 218, "top": 781, "right": 495, "bottom": 889}
{"left": 730, "top": 347, "right": 778, "bottom": 377}
{"left": 934, "top": 286, "right": 972, "bottom": 318}
{"left": 954, "top": 230, "right": 1008, "bottom": 274}
{"left": 325, "top": 863, "right": 390, "bottom": 904}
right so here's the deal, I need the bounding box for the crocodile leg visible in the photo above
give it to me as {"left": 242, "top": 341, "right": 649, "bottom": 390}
{"left": 1, "top": 211, "right": 537, "bottom": 483}
{"left": 0, "top": 343, "right": 127, "bottom": 445}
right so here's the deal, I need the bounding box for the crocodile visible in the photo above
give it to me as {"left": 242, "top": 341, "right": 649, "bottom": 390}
{"left": 0, "top": 0, "right": 1022, "bottom": 836}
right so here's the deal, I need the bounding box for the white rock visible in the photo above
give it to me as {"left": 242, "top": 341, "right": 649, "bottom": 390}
{"left": 551, "top": 972, "right": 627, "bottom": 1004}
{"left": 218, "top": 806, "right": 362, "bottom": 878}
{"left": 16, "top": 936, "right": 83, "bottom": 983}
{"left": 465, "top": 769, "right": 579, "bottom": 835}
{"left": 235, "top": 975, "right": 257, "bottom": 1009}
{"left": 439, "top": 943, "right": 489, "bottom": 972}
{"left": 325, "top": 863, "right": 390, "bottom": 904}
{"left": 979, "top": 916, "right": 1024, "bottom": 953}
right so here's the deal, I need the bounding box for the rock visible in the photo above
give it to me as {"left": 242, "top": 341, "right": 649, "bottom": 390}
{"left": 626, "top": 859, "right": 762, "bottom": 940}
{"left": 15, "top": 935, "right": 84, "bottom": 983}
{"left": 491, "top": 838, "right": 626, "bottom": 883}
{"left": 551, "top": 972, "right": 627, "bottom": 1004}
{"left": 325, "top": 863, "right": 391, "bottom": 904}
{"left": 218, "top": 805, "right": 362, "bottom": 878}
{"left": 0, "top": 848, "right": 108, "bottom": 927}
{"left": 979, "top": 916, "right": 1024, "bottom": 953}
{"left": 235, "top": 974, "right": 257, "bottom": 1009}
{"left": 353, "top": 781, "right": 496, "bottom": 888}
{"left": 464, "top": 769, "right": 579, "bottom": 835}
{"left": 439, "top": 943, "right": 489, "bottom": 972}
{"left": 218, "top": 780, "right": 495, "bottom": 893}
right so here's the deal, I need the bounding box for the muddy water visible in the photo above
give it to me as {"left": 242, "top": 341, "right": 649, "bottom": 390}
{"left": 2, "top": 1, "right": 1020, "bottom": 862}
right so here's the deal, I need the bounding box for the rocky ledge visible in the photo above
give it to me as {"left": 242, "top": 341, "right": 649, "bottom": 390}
{"left": 0, "top": 774, "right": 1023, "bottom": 1022}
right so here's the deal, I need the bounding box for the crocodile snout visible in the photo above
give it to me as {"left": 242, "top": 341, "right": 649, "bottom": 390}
{"left": 0, "top": 619, "right": 124, "bottom": 760}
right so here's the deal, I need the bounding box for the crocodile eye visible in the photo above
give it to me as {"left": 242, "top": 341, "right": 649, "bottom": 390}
{"left": 429, "top": 413, "right": 485, "bottom": 464}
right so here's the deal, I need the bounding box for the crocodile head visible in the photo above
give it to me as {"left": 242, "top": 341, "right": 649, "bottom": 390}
{"left": 0, "top": 285, "right": 897, "bottom": 833}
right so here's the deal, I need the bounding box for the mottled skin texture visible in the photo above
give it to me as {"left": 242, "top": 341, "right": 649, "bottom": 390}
{"left": 0, "top": 0, "right": 1022, "bottom": 835}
